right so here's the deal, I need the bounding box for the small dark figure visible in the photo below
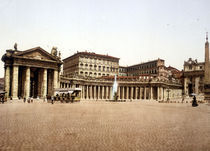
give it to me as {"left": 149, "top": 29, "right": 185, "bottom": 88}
{"left": 27, "top": 98, "right": 30, "bottom": 103}
{"left": 192, "top": 96, "right": 198, "bottom": 107}
{"left": 23, "top": 97, "right": 26, "bottom": 103}
{"left": 31, "top": 98, "right": 33, "bottom": 103}
{"left": 1, "top": 97, "right": 4, "bottom": 104}
{"left": 51, "top": 96, "right": 54, "bottom": 104}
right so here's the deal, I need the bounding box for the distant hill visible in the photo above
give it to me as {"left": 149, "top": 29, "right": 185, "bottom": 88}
{"left": 0, "top": 78, "right": 4, "bottom": 91}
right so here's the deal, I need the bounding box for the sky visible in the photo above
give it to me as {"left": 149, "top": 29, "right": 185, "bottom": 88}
{"left": 0, "top": 0, "right": 210, "bottom": 77}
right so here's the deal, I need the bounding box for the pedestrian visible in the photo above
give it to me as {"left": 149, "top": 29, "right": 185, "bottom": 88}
{"left": 192, "top": 96, "right": 198, "bottom": 107}
{"left": 23, "top": 97, "right": 26, "bottom": 103}
{"left": 31, "top": 97, "right": 33, "bottom": 103}
{"left": 2, "top": 96, "right": 4, "bottom": 104}
{"left": 51, "top": 96, "right": 54, "bottom": 104}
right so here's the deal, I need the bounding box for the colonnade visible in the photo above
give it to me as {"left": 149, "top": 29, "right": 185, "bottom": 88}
{"left": 4, "top": 65, "right": 59, "bottom": 99}
{"left": 77, "top": 84, "right": 166, "bottom": 101}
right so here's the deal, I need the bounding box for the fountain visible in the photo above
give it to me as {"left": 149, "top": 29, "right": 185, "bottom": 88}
{"left": 112, "top": 74, "right": 118, "bottom": 101}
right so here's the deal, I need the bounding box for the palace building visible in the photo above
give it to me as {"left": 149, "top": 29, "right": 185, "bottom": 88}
{"left": 63, "top": 51, "right": 119, "bottom": 78}
{"left": 1, "top": 46, "right": 62, "bottom": 99}
{"left": 125, "top": 59, "right": 165, "bottom": 76}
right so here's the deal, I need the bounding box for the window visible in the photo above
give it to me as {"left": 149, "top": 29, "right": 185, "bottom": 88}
{"left": 200, "top": 66, "right": 202, "bottom": 69}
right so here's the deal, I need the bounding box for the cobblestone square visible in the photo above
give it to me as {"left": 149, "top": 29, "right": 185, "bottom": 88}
{"left": 0, "top": 101, "right": 209, "bottom": 151}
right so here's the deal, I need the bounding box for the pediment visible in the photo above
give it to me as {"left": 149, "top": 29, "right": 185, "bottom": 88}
{"left": 15, "top": 47, "right": 58, "bottom": 62}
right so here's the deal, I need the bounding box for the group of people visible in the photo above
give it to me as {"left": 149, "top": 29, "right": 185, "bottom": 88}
{"left": 23, "top": 97, "right": 34, "bottom": 103}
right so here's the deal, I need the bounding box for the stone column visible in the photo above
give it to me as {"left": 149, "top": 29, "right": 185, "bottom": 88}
{"left": 12, "top": 65, "right": 19, "bottom": 99}
{"left": 150, "top": 86, "right": 153, "bottom": 100}
{"left": 184, "top": 78, "right": 188, "bottom": 95}
{"left": 157, "top": 87, "right": 160, "bottom": 101}
{"left": 87, "top": 85, "right": 89, "bottom": 100}
{"left": 106, "top": 86, "right": 109, "bottom": 99}
{"left": 122, "top": 86, "right": 124, "bottom": 100}
{"left": 162, "top": 88, "right": 165, "bottom": 101}
{"left": 24, "top": 67, "right": 30, "bottom": 98}
{"left": 144, "top": 87, "right": 146, "bottom": 100}
{"left": 42, "top": 69, "right": 47, "bottom": 98}
{"left": 90, "top": 85, "right": 93, "bottom": 99}
{"left": 110, "top": 86, "right": 112, "bottom": 99}
{"left": 125, "top": 87, "right": 129, "bottom": 100}
{"left": 82, "top": 85, "right": 85, "bottom": 99}
{"left": 131, "top": 87, "right": 133, "bottom": 100}
{"left": 4, "top": 66, "right": 10, "bottom": 98}
{"left": 135, "top": 87, "right": 138, "bottom": 100}
{"left": 53, "top": 70, "right": 58, "bottom": 95}
{"left": 160, "top": 87, "right": 163, "bottom": 100}
{"left": 102, "top": 86, "right": 104, "bottom": 100}
{"left": 94, "top": 86, "right": 97, "bottom": 100}
{"left": 195, "top": 77, "right": 200, "bottom": 94}
{"left": 117, "top": 86, "right": 120, "bottom": 99}
{"left": 98, "top": 86, "right": 101, "bottom": 100}
{"left": 139, "top": 87, "right": 142, "bottom": 100}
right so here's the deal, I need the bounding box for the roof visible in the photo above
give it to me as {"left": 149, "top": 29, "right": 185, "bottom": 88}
{"left": 14, "top": 47, "right": 61, "bottom": 62}
{"left": 2, "top": 47, "right": 62, "bottom": 64}
{"left": 63, "top": 51, "right": 120, "bottom": 61}
{"left": 127, "top": 58, "right": 164, "bottom": 68}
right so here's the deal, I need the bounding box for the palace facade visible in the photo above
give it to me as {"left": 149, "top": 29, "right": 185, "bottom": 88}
{"left": 63, "top": 51, "right": 119, "bottom": 78}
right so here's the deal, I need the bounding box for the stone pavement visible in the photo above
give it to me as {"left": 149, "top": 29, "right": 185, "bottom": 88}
{"left": 0, "top": 100, "right": 209, "bottom": 151}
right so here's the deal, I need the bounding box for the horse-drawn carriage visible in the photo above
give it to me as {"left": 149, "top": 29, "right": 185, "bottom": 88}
{"left": 53, "top": 88, "right": 81, "bottom": 103}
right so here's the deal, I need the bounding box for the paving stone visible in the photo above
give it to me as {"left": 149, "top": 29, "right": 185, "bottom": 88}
{"left": 0, "top": 101, "right": 209, "bottom": 151}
